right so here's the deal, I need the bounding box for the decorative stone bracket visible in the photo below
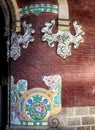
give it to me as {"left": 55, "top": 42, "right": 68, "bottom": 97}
{"left": 41, "top": 20, "right": 85, "bottom": 59}
{"left": 7, "top": 21, "right": 35, "bottom": 60}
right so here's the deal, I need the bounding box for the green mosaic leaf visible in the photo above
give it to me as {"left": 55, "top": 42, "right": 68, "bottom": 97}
{"left": 33, "top": 95, "right": 43, "bottom": 102}
{"left": 19, "top": 4, "right": 58, "bottom": 16}
{"left": 11, "top": 92, "right": 16, "bottom": 102}
{"left": 30, "top": 107, "right": 36, "bottom": 114}
{"left": 26, "top": 104, "right": 31, "bottom": 111}
{"left": 54, "top": 95, "right": 60, "bottom": 105}
{"left": 46, "top": 104, "right": 50, "bottom": 111}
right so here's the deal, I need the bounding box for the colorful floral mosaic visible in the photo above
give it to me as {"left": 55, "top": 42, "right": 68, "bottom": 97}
{"left": 10, "top": 74, "right": 62, "bottom": 127}
{"left": 19, "top": 4, "right": 58, "bottom": 17}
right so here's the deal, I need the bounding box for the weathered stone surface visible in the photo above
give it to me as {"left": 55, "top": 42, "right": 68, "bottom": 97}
{"left": 76, "top": 126, "right": 90, "bottom": 130}
{"left": 75, "top": 107, "right": 89, "bottom": 115}
{"left": 92, "top": 125, "right": 95, "bottom": 130}
{"left": 6, "top": 126, "right": 49, "bottom": 130}
{"left": 60, "top": 108, "right": 67, "bottom": 116}
{"left": 66, "top": 107, "right": 75, "bottom": 116}
{"left": 89, "top": 106, "right": 95, "bottom": 115}
{"left": 82, "top": 116, "right": 95, "bottom": 125}
{"left": 56, "top": 127, "right": 76, "bottom": 130}
{"left": 68, "top": 117, "right": 81, "bottom": 126}
{"left": 59, "top": 109, "right": 68, "bottom": 126}
{"left": 6, "top": 125, "right": 50, "bottom": 130}
{"left": 7, "top": 126, "right": 76, "bottom": 130}
{"left": 48, "top": 111, "right": 68, "bottom": 127}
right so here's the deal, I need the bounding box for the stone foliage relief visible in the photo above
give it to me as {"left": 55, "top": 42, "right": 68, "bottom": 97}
{"left": 41, "top": 20, "right": 85, "bottom": 59}
{"left": 7, "top": 21, "right": 35, "bottom": 60}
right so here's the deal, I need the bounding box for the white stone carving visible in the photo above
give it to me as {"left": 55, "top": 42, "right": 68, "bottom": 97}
{"left": 7, "top": 21, "right": 35, "bottom": 60}
{"left": 41, "top": 20, "right": 85, "bottom": 59}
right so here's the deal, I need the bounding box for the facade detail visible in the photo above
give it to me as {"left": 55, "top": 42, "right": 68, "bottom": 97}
{"left": 19, "top": 4, "right": 58, "bottom": 17}
{"left": 7, "top": 21, "right": 35, "bottom": 60}
{"left": 41, "top": 20, "right": 85, "bottom": 59}
{"left": 10, "top": 74, "right": 62, "bottom": 127}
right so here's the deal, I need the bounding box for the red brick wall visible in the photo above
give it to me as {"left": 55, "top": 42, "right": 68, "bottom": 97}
{"left": 11, "top": 0, "right": 95, "bottom": 107}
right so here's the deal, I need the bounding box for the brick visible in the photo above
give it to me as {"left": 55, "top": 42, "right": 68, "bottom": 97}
{"left": 75, "top": 107, "right": 89, "bottom": 116}
{"left": 76, "top": 126, "right": 90, "bottom": 130}
{"left": 11, "top": 0, "right": 95, "bottom": 107}
{"left": 68, "top": 117, "right": 81, "bottom": 126}
{"left": 89, "top": 106, "right": 95, "bottom": 115}
{"left": 82, "top": 116, "right": 95, "bottom": 125}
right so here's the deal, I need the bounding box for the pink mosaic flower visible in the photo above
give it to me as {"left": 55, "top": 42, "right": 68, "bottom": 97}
{"left": 43, "top": 76, "right": 54, "bottom": 86}
{"left": 15, "top": 109, "right": 22, "bottom": 118}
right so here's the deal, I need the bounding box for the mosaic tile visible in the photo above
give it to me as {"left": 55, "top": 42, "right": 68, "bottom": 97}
{"left": 10, "top": 74, "right": 62, "bottom": 128}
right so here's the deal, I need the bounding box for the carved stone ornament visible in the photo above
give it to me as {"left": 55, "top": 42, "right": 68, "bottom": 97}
{"left": 7, "top": 21, "right": 35, "bottom": 60}
{"left": 41, "top": 20, "right": 85, "bottom": 59}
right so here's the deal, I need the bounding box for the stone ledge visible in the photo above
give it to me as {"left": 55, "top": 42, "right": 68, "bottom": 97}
{"left": 6, "top": 126, "right": 49, "bottom": 130}
{"left": 6, "top": 126, "right": 76, "bottom": 130}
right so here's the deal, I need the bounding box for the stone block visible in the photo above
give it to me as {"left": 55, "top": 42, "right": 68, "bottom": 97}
{"left": 56, "top": 127, "right": 76, "bottom": 130}
{"left": 89, "top": 106, "right": 95, "bottom": 115}
{"left": 58, "top": 117, "right": 68, "bottom": 127}
{"left": 75, "top": 107, "right": 89, "bottom": 115}
{"left": 66, "top": 107, "right": 75, "bottom": 116}
{"left": 76, "top": 126, "right": 90, "bottom": 130}
{"left": 68, "top": 117, "right": 81, "bottom": 126}
{"left": 60, "top": 108, "right": 67, "bottom": 116}
{"left": 92, "top": 125, "right": 95, "bottom": 130}
{"left": 82, "top": 116, "right": 95, "bottom": 125}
